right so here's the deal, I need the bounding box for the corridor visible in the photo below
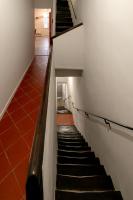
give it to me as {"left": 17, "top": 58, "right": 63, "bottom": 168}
{"left": 0, "top": 47, "right": 49, "bottom": 198}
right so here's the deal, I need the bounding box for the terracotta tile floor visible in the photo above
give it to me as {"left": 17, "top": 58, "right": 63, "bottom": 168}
{"left": 0, "top": 56, "right": 48, "bottom": 200}
{"left": 57, "top": 114, "right": 74, "bottom": 126}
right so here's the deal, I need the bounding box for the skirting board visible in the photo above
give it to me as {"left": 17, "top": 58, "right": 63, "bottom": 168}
{"left": 0, "top": 56, "right": 34, "bottom": 121}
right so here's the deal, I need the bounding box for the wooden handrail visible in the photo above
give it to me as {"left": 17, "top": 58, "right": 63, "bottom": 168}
{"left": 69, "top": 0, "right": 77, "bottom": 19}
{"left": 26, "top": 47, "right": 53, "bottom": 200}
{"left": 52, "top": 23, "right": 83, "bottom": 39}
{"left": 66, "top": 96, "right": 133, "bottom": 131}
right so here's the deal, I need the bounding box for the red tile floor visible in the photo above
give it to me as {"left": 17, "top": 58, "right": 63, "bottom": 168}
{"left": 0, "top": 56, "right": 48, "bottom": 200}
{"left": 56, "top": 114, "right": 74, "bottom": 126}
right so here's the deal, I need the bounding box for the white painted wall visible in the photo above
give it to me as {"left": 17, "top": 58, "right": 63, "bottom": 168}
{"left": 67, "top": 1, "right": 133, "bottom": 199}
{"left": 78, "top": 0, "right": 133, "bottom": 127}
{"left": 53, "top": 25, "right": 84, "bottom": 70}
{"left": 34, "top": 0, "right": 53, "bottom": 8}
{"left": 0, "top": 0, "right": 34, "bottom": 119}
{"left": 42, "top": 57, "right": 57, "bottom": 200}
{"left": 67, "top": 76, "right": 133, "bottom": 200}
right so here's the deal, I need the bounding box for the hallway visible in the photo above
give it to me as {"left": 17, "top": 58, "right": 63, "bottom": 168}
{"left": 0, "top": 54, "right": 49, "bottom": 199}
{"left": 35, "top": 37, "right": 50, "bottom": 56}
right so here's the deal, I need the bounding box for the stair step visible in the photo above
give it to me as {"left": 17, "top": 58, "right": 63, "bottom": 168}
{"left": 57, "top": 175, "right": 114, "bottom": 191}
{"left": 56, "top": 16, "right": 72, "bottom": 22}
{"left": 58, "top": 156, "right": 100, "bottom": 165}
{"left": 58, "top": 141, "right": 88, "bottom": 146}
{"left": 57, "top": 164, "right": 106, "bottom": 176}
{"left": 56, "top": 22, "right": 73, "bottom": 26}
{"left": 58, "top": 137, "right": 85, "bottom": 142}
{"left": 57, "top": 2, "right": 69, "bottom": 7}
{"left": 58, "top": 133, "right": 81, "bottom": 137}
{"left": 57, "top": 126, "right": 79, "bottom": 133}
{"left": 58, "top": 136, "right": 84, "bottom": 140}
{"left": 56, "top": 190, "right": 123, "bottom": 200}
{"left": 58, "top": 150, "right": 95, "bottom": 158}
{"left": 58, "top": 143, "right": 88, "bottom": 147}
{"left": 58, "top": 145, "right": 91, "bottom": 151}
{"left": 57, "top": 11, "right": 71, "bottom": 15}
{"left": 57, "top": 7, "right": 70, "bottom": 11}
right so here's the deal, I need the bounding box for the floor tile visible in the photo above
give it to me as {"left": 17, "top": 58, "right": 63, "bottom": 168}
{"left": 29, "top": 109, "right": 39, "bottom": 122}
{"left": 23, "top": 130, "right": 34, "bottom": 149}
{"left": 0, "top": 125, "right": 20, "bottom": 150}
{"left": 0, "top": 141, "right": 3, "bottom": 155}
{"left": 6, "top": 138, "right": 29, "bottom": 168}
{"left": 7, "top": 100, "right": 21, "bottom": 114}
{"left": 0, "top": 39, "right": 49, "bottom": 199}
{"left": 15, "top": 156, "right": 29, "bottom": 193}
{"left": 10, "top": 108, "right": 27, "bottom": 123}
{"left": 23, "top": 100, "right": 40, "bottom": 114}
{"left": 57, "top": 114, "right": 74, "bottom": 125}
{"left": 0, "top": 173, "right": 22, "bottom": 200}
{"left": 0, "top": 115, "right": 13, "bottom": 134}
{"left": 18, "top": 94, "right": 31, "bottom": 106}
{"left": 0, "top": 153, "right": 11, "bottom": 182}
{"left": 16, "top": 116, "right": 36, "bottom": 135}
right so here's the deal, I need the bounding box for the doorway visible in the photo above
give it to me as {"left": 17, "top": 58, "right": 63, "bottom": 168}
{"left": 34, "top": 9, "right": 51, "bottom": 56}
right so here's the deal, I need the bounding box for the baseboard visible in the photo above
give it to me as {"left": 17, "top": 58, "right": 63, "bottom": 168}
{"left": 0, "top": 56, "right": 34, "bottom": 120}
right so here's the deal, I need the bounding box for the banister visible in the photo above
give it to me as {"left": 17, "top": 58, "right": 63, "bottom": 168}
{"left": 66, "top": 96, "right": 133, "bottom": 131}
{"left": 52, "top": 22, "right": 83, "bottom": 39}
{"left": 69, "top": 0, "right": 77, "bottom": 19}
{"left": 26, "top": 46, "right": 53, "bottom": 200}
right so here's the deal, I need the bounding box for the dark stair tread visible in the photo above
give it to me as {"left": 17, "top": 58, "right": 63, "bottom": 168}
{"left": 58, "top": 138, "right": 85, "bottom": 142}
{"left": 57, "top": 175, "right": 114, "bottom": 191}
{"left": 58, "top": 145, "right": 91, "bottom": 151}
{"left": 58, "top": 150, "right": 95, "bottom": 158}
{"left": 58, "top": 142, "right": 88, "bottom": 146}
{"left": 57, "top": 164, "right": 106, "bottom": 176}
{"left": 57, "top": 126, "right": 78, "bottom": 133}
{"left": 58, "top": 155, "right": 100, "bottom": 165}
{"left": 58, "top": 142, "right": 88, "bottom": 147}
{"left": 58, "top": 134, "right": 81, "bottom": 137}
{"left": 56, "top": 190, "right": 123, "bottom": 200}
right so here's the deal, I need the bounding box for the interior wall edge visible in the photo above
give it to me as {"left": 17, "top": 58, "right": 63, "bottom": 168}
{"left": 0, "top": 56, "right": 34, "bottom": 121}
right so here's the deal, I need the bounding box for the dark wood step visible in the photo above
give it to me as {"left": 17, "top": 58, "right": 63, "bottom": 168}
{"left": 57, "top": 126, "right": 79, "bottom": 133}
{"left": 58, "top": 138, "right": 85, "bottom": 142}
{"left": 58, "top": 150, "right": 94, "bottom": 158}
{"left": 56, "top": 190, "right": 123, "bottom": 200}
{"left": 57, "top": 164, "right": 106, "bottom": 176}
{"left": 58, "top": 133, "right": 81, "bottom": 137}
{"left": 58, "top": 142, "right": 88, "bottom": 147}
{"left": 58, "top": 145, "right": 91, "bottom": 151}
{"left": 57, "top": 7, "right": 70, "bottom": 11}
{"left": 57, "top": 175, "right": 114, "bottom": 191}
{"left": 58, "top": 136, "right": 83, "bottom": 140}
{"left": 58, "top": 156, "right": 100, "bottom": 165}
{"left": 57, "top": 11, "right": 71, "bottom": 15}
{"left": 58, "top": 141, "right": 88, "bottom": 146}
{"left": 56, "top": 16, "right": 72, "bottom": 22}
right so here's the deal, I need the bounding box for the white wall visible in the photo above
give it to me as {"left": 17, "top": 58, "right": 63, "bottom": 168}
{"left": 78, "top": 0, "right": 133, "bottom": 127}
{"left": 0, "top": 0, "right": 34, "bottom": 119}
{"left": 67, "top": 76, "right": 133, "bottom": 200}
{"left": 34, "top": 0, "right": 52, "bottom": 8}
{"left": 67, "top": 1, "right": 133, "bottom": 199}
{"left": 53, "top": 25, "right": 84, "bottom": 70}
{"left": 42, "top": 57, "right": 57, "bottom": 200}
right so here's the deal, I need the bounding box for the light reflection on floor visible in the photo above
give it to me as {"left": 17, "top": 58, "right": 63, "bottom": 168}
{"left": 35, "top": 36, "right": 49, "bottom": 56}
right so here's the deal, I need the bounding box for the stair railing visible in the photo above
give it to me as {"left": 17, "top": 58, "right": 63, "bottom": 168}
{"left": 65, "top": 96, "right": 133, "bottom": 131}
{"left": 26, "top": 47, "right": 53, "bottom": 200}
{"left": 68, "top": 0, "right": 77, "bottom": 20}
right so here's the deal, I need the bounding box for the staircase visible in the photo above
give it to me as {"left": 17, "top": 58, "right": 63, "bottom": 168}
{"left": 56, "top": 125, "right": 123, "bottom": 200}
{"left": 56, "top": 0, "right": 73, "bottom": 34}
